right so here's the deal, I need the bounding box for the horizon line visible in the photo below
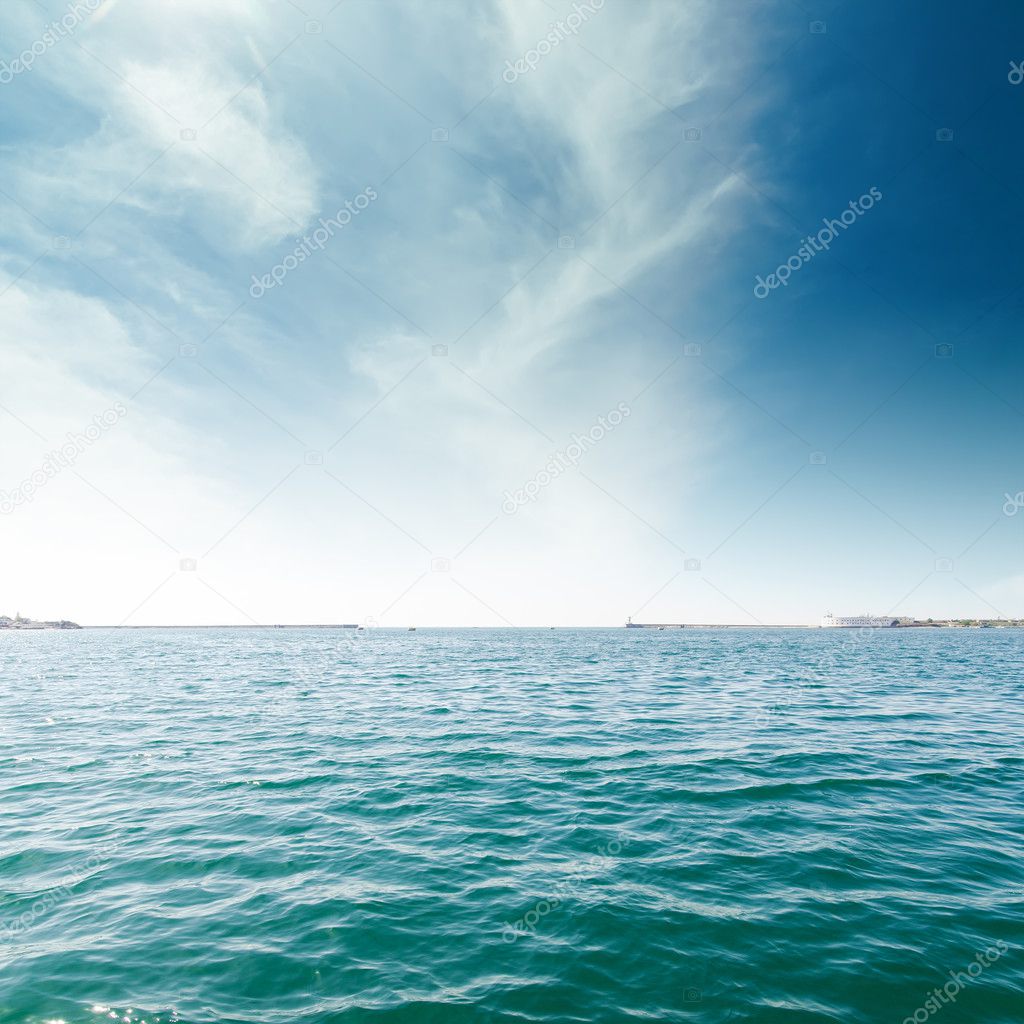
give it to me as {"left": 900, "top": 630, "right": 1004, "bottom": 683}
{"left": 6, "top": 620, "right": 1023, "bottom": 631}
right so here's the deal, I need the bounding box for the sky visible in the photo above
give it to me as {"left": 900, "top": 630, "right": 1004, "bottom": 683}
{"left": 0, "top": 0, "right": 1022, "bottom": 627}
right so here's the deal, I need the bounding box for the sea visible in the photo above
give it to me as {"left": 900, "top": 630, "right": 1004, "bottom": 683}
{"left": 1, "top": 627, "right": 1022, "bottom": 1024}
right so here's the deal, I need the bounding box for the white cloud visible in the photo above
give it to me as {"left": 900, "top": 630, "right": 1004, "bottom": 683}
{"left": 6, "top": 1, "right": 317, "bottom": 250}
{"left": 0, "top": 0, "right": 770, "bottom": 624}
{"left": 117, "top": 60, "right": 319, "bottom": 247}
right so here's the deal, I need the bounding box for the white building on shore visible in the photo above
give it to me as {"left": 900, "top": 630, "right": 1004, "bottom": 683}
{"left": 821, "top": 613, "right": 901, "bottom": 628}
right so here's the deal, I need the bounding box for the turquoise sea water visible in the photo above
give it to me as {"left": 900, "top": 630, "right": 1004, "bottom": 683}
{"left": 1, "top": 627, "right": 1022, "bottom": 1023}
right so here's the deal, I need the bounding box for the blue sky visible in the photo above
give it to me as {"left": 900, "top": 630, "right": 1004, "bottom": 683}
{"left": 0, "top": 0, "right": 1021, "bottom": 626}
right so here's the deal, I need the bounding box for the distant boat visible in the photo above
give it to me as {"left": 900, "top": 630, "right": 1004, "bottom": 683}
{"left": 408, "top": 627, "right": 416, "bottom": 631}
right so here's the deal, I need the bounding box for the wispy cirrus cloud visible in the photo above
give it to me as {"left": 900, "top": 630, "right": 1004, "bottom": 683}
{"left": 0, "top": 0, "right": 765, "bottom": 625}
{"left": 5, "top": 0, "right": 1014, "bottom": 626}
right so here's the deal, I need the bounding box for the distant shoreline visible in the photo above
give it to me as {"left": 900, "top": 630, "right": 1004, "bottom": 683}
{"left": 5, "top": 622, "right": 1022, "bottom": 631}
{"left": 0, "top": 616, "right": 81, "bottom": 631}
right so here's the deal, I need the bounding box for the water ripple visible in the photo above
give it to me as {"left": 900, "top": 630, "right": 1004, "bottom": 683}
{"left": 1, "top": 627, "right": 1022, "bottom": 1023}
